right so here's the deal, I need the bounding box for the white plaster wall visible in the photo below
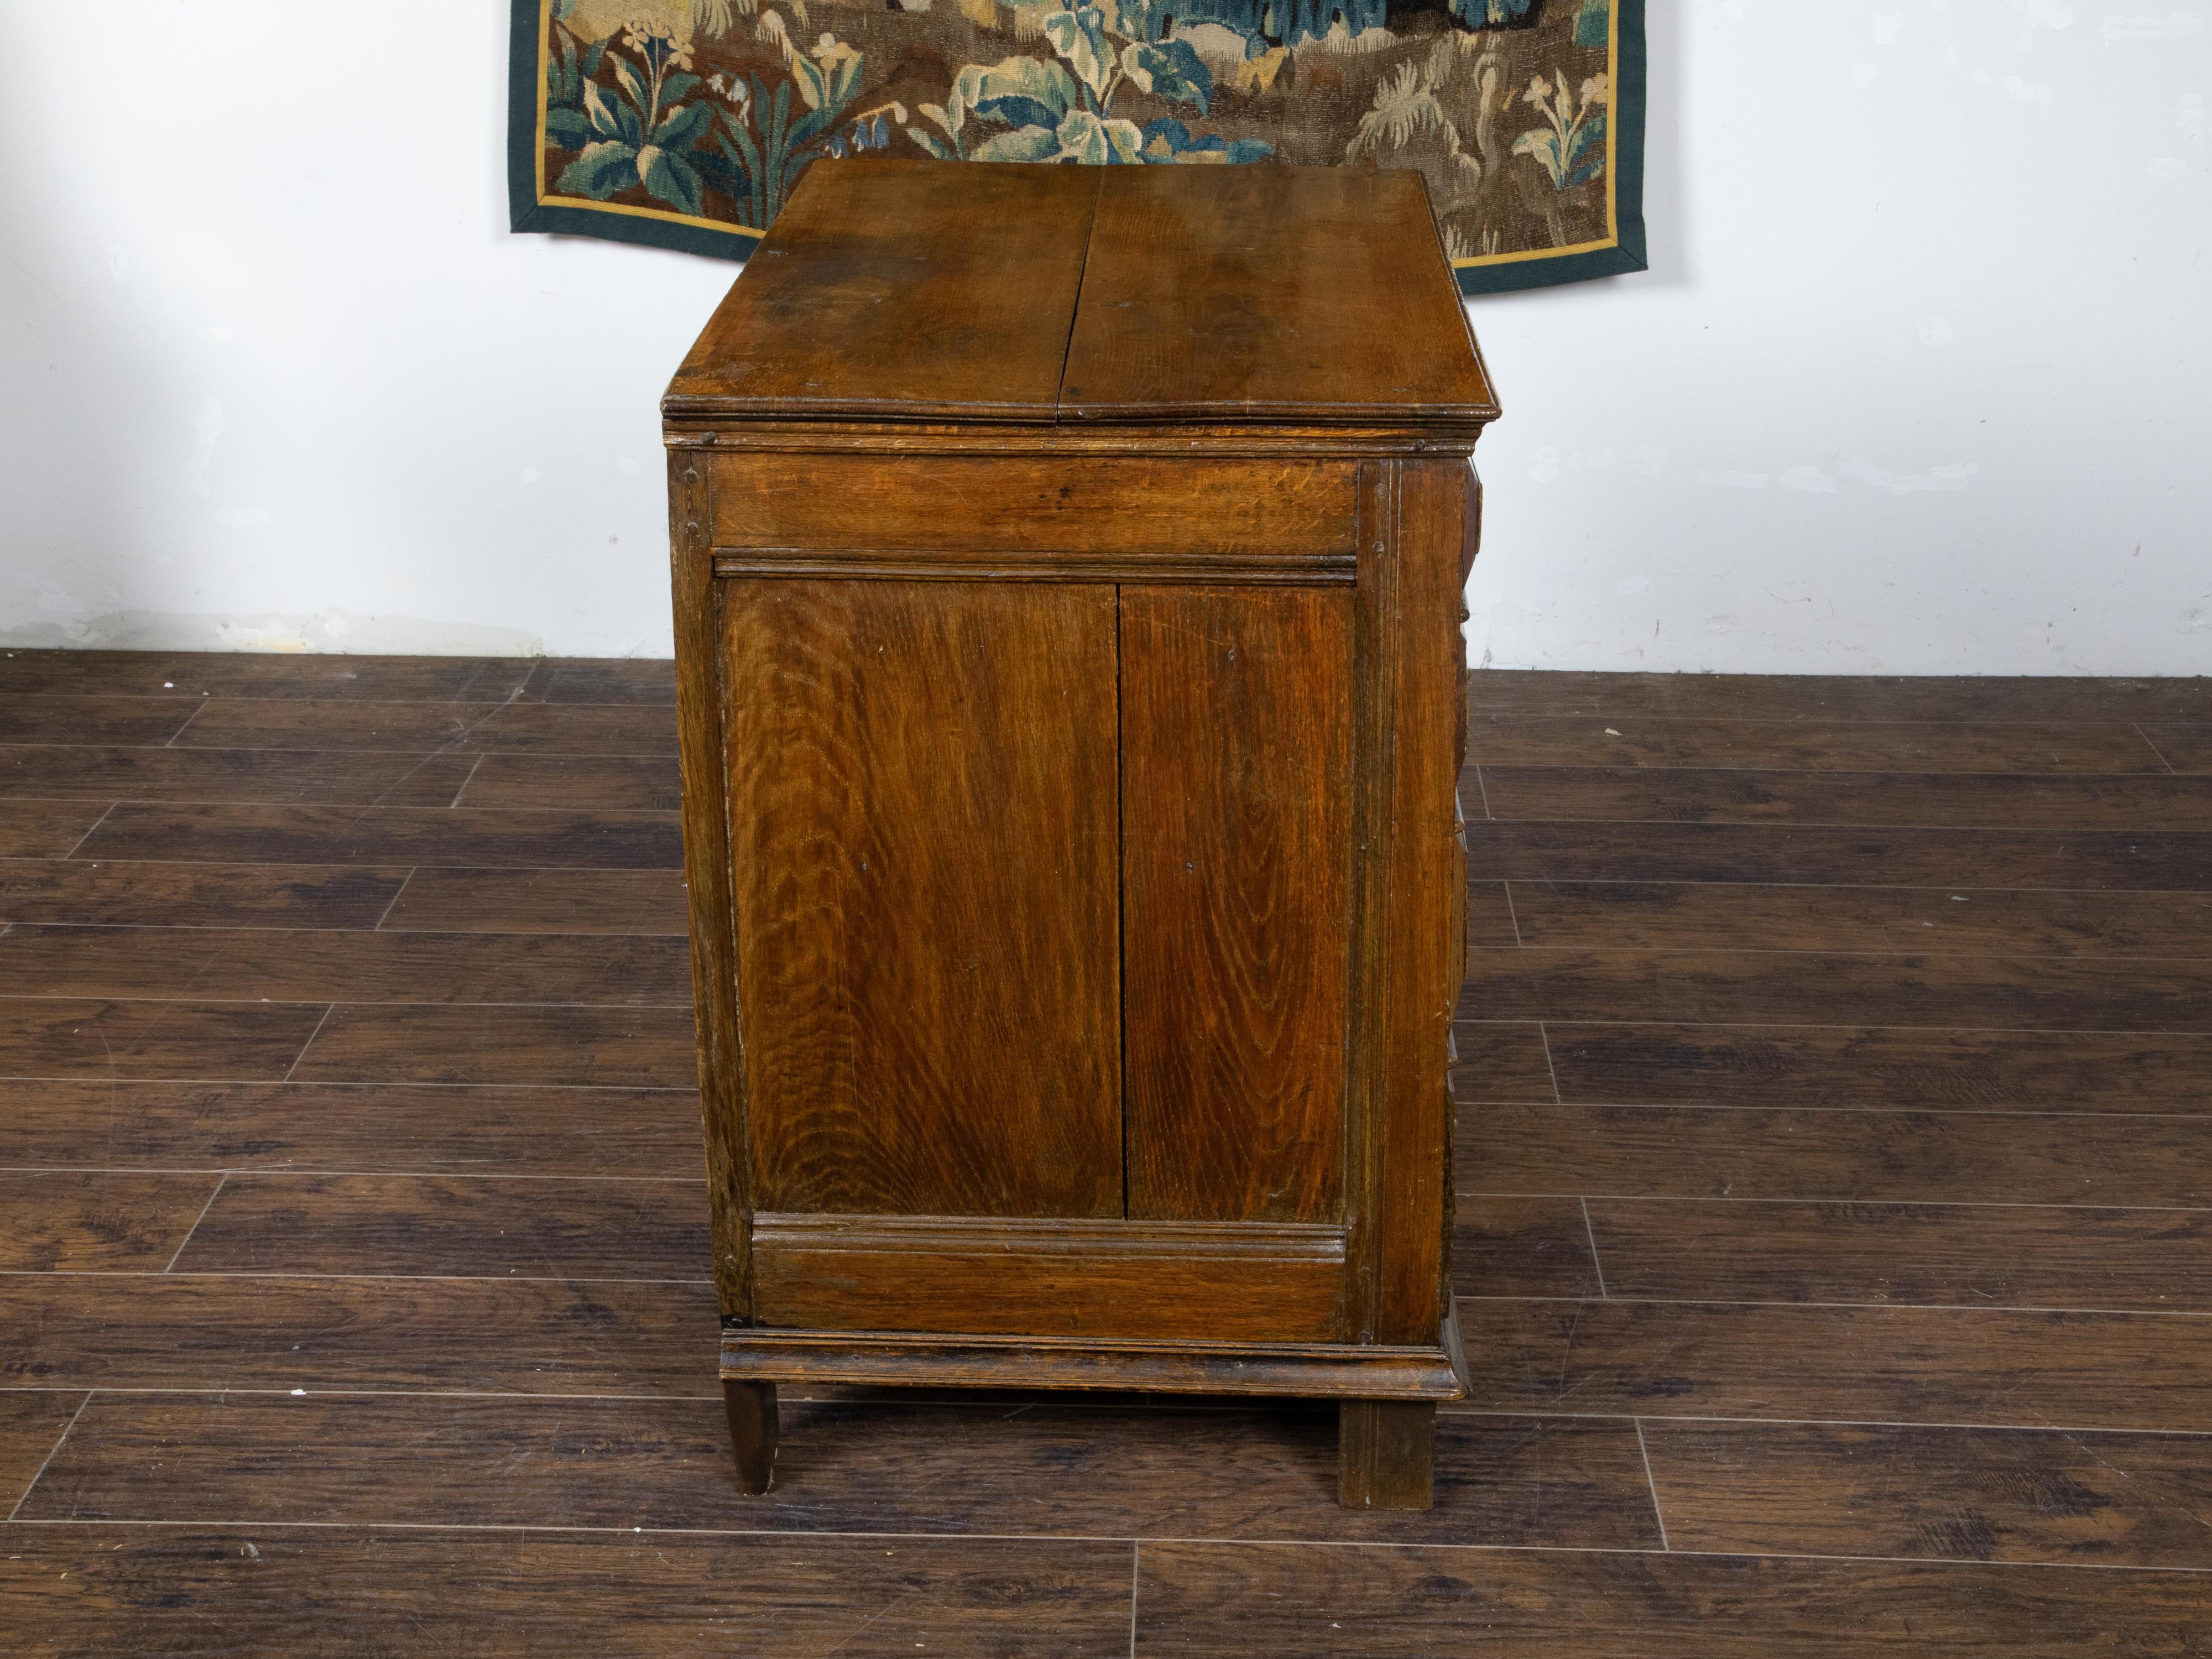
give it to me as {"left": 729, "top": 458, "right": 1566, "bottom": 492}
{"left": 0, "top": 1, "right": 2206, "bottom": 669}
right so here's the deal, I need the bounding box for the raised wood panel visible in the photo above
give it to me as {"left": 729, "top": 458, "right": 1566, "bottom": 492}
{"left": 722, "top": 580, "right": 1123, "bottom": 1219}
{"left": 749, "top": 1214, "right": 1345, "bottom": 1343}
{"left": 708, "top": 452, "right": 1356, "bottom": 564}
{"left": 663, "top": 160, "right": 1099, "bottom": 424}
{"left": 1120, "top": 586, "right": 1352, "bottom": 1224}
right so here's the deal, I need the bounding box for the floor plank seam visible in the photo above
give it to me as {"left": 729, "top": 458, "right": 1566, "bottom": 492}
{"left": 4, "top": 1391, "right": 89, "bottom": 1522}
{"left": 1579, "top": 1197, "right": 1608, "bottom": 1297}
{"left": 1631, "top": 1417, "right": 1670, "bottom": 1550}
{"left": 2134, "top": 724, "right": 2183, "bottom": 774}
{"left": 56, "top": 803, "right": 116, "bottom": 862}
{"left": 1536, "top": 1022, "right": 1562, "bottom": 1104}
{"left": 3, "top": 1516, "right": 2208, "bottom": 1573}
{"left": 161, "top": 1175, "right": 226, "bottom": 1272}
{"left": 1452, "top": 1291, "right": 2212, "bottom": 1317}
{"left": 276, "top": 1008, "right": 333, "bottom": 1084}
{"left": 1500, "top": 880, "right": 1524, "bottom": 945}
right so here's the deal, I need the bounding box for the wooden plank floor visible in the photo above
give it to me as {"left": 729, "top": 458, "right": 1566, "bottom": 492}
{"left": 2, "top": 650, "right": 2209, "bottom": 1653}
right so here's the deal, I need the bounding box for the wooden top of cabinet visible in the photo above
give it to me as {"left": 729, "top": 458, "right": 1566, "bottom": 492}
{"left": 662, "top": 161, "right": 1497, "bottom": 433}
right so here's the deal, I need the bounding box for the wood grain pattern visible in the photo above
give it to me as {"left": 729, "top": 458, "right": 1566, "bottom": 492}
{"left": 0, "top": 998, "right": 330, "bottom": 1081}
{"left": 750, "top": 1215, "right": 1344, "bottom": 1342}
{"left": 0, "top": 858, "right": 411, "bottom": 928}
{"left": 1478, "top": 765, "right": 2212, "bottom": 829}
{"left": 1342, "top": 460, "right": 1468, "bottom": 1347}
{"left": 1469, "top": 717, "right": 2171, "bottom": 774}
{"left": 0, "top": 695, "right": 198, "bottom": 745}
{"left": 2141, "top": 724, "right": 2209, "bottom": 773}
{"left": 1136, "top": 1541, "right": 2212, "bottom": 1655}
{"left": 1502, "top": 880, "right": 2212, "bottom": 957}
{"left": 378, "top": 868, "right": 687, "bottom": 934}
{"left": 286, "top": 1004, "right": 695, "bottom": 1088}
{"left": 455, "top": 754, "right": 682, "bottom": 811}
{"left": 76, "top": 804, "right": 683, "bottom": 869}
{"left": 171, "top": 1173, "right": 711, "bottom": 1280}
{"left": 0, "top": 1527, "right": 1136, "bottom": 1657}
{"left": 1463, "top": 1298, "right": 2212, "bottom": 1430}
{"left": 0, "top": 651, "right": 539, "bottom": 701}
{"left": 1464, "top": 947, "right": 2212, "bottom": 1031}
{"left": 1062, "top": 167, "right": 1494, "bottom": 425}
{"left": 1467, "top": 1100, "right": 2212, "bottom": 1208}
{"left": 0, "top": 1391, "right": 86, "bottom": 1512}
{"left": 1463, "top": 669, "right": 2212, "bottom": 723}
{"left": 0, "top": 1079, "right": 698, "bottom": 1176}
{"left": 723, "top": 580, "right": 1123, "bottom": 1219}
{"left": 0, "top": 1170, "right": 222, "bottom": 1271}
{"left": 1463, "top": 821, "right": 2212, "bottom": 888}
{"left": 0, "top": 744, "right": 481, "bottom": 805}
{"left": 1541, "top": 1022, "right": 2212, "bottom": 1112}
{"left": 1585, "top": 1198, "right": 2212, "bottom": 1312}
{"left": 517, "top": 658, "right": 676, "bottom": 704}
{"left": 1449, "top": 1021, "right": 1559, "bottom": 1102}
{"left": 709, "top": 452, "right": 1355, "bottom": 561}
{"left": 176, "top": 700, "right": 679, "bottom": 755}
{"left": 0, "top": 1272, "right": 712, "bottom": 1393}
{"left": 664, "top": 159, "right": 1099, "bottom": 422}
{"left": 1644, "top": 1420, "right": 2212, "bottom": 1568}
{"left": 1121, "top": 586, "right": 1352, "bottom": 1224}
{"left": 0, "top": 924, "right": 691, "bottom": 1005}
{"left": 20, "top": 1392, "right": 1656, "bottom": 1549}
{"left": 0, "top": 799, "right": 112, "bottom": 858}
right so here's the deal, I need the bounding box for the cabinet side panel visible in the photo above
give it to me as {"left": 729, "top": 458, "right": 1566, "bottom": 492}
{"left": 1350, "top": 460, "right": 1470, "bottom": 1345}
{"left": 1121, "top": 586, "right": 1353, "bottom": 1224}
{"left": 669, "top": 452, "right": 752, "bottom": 1319}
{"left": 723, "top": 579, "right": 1123, "bottom": 1218}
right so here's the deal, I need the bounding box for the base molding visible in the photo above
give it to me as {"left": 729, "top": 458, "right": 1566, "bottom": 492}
{"left": 721, "top": 1298, "right": 1470, "bottom": 1402}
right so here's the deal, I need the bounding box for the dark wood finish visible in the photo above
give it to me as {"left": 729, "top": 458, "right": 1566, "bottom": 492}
{"left": 174, "top": 697, "right": 681, "bottom": 754}
{"left": 0, "top": 858, "right": 411, "bottom": 928}
{"left": 7, "top": 652, "right": 2212, "bottom": 1645}
{"left": 0, "top": 744, "right": 481, "bottom": 805}
{"left": 722, "top": 1379, "right": 777, "bottom": 1496}
{"left": 1540, "top": 1021, "right": 2212, "bottom": 1110}
{"left": 717, "top": 1327, "right": 1463, "bottom": 1400}
{"left": 664, "top": 160, "right": 1099, "bottom": 423}
{"left": 1584, "top": 1197, "right": 2212, "bottom": 1312}
{"left": 1469, "top": 1100, "right": 2212, "bottom": 1207}
{"left": 76, "top": 802, "right": 682, "bottom": 869}
{"left": 2145, "top": 723, "right": 2211, "bottom": 771}
{"left": 721, "top": 578, "right": 1124, "bottom": 1220}
{"left": 0, "top": 1272, "right": 710, "bottom": 1393}
{"left": 1643, "top": 1420, "right": 2212, "bottom": 1568}
{"left": 1463, "top": 668, "right": 2212, "bottom": 722}
{"left": 1338, "top": 1400, "right": 1438, "bottom": 1511}
{"left": 1463, "top": 820, "right": 2212, "bottom": 888}
{"left": 169, "top": 1173, "right": 709, "bottom": 1280}
{"left": 378, "top": 866, "right": 687, "bottom": 933}
{"left": 0, "top": 1527, "right": 1134, "bottom": 1655}
{"left": 1463, "top": 1297, "right": 2212, "bottom": 1430}
{"left": 0, "top": 798, "right": 111, "bottom": 858}
{"left": 1470, "top": 715, "right": 2173, "bottom": 773}
{"left": 0, "top": 997, "right": 331, "bottom": 1080}
{"left": 1062, "top": 166, "right": 1496, "bottom": 426}
{"left": 0, "top": 1170, "right": 222, "bottom": 1271}
{"left": 0, "top": 1079, "right": 697, "bottom": 1175}
{"left": 1120, "top": 586, "right": 1352, "bottom": 1224}
{"left": 1136, "top": 1541, "right": 2212, "bottom": 1655}
{"left": 0, "top": 923, "right": 690, "bottom": 1005}
{"left": 750, "top": 1214, "right": 1345, "bottom": 1342}
{"left": 709, "top": 452, "right": 1356, "bottom": 562}
{"left": 1500, "top": 879, "right": 2212, "bottom": 955}
{"left": 1480, "top": 764, "right": 2212, "bottom": 829}
{"left": 670, "top": 166, "right": 1490, "bottom": 1508}
{"left": 286, "top": 1003, "right": 694, "bottom": 1088}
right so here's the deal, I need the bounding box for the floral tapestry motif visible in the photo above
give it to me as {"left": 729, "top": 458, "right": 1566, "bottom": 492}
{"left": 507, "top": 0, "right": 1644, "bottom": 294}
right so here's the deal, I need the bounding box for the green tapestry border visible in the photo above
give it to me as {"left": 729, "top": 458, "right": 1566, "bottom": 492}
{"left": 507, "top": 0, "right": 1647, "bottom": 292}
{"left": 1454, "top": 0, "right": 1646, "bottom": 296}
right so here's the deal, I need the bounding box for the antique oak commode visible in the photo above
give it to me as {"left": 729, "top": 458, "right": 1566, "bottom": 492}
{"left": 662, "top": 159, "right": 1497, "bottom": 1510}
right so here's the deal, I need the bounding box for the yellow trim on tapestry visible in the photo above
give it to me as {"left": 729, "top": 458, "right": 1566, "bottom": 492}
{"left": 1455, "top": 0, "right": 1621, "bottom": 273}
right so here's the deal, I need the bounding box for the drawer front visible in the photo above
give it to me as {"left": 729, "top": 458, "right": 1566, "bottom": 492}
{"left": 708, "top": 452, "right": 1357, "bottom": 566}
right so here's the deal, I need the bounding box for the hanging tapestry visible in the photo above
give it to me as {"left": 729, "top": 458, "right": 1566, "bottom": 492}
{"left": 507, "top": 0, "right": 1644, "bottom": 295}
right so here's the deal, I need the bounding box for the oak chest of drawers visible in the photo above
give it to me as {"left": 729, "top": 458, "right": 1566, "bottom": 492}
{"left": 662, "top": 158, "right": 1498, "bottom": 1509}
